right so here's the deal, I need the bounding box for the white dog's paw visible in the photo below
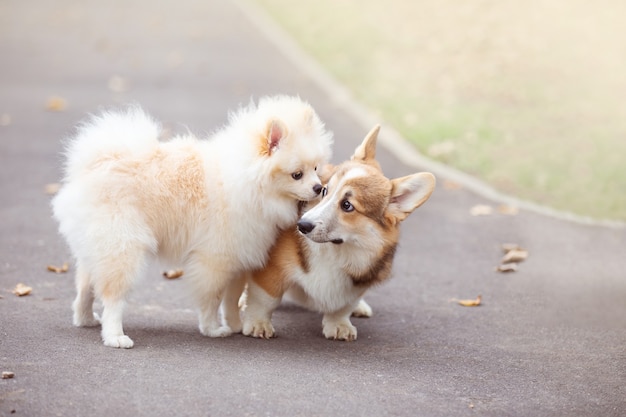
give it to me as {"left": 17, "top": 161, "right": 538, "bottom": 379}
{"left": 223, "top": 314, "right": 242, "bottom": 334}
{"left": 73, "top": 312, "right": 101, "bottom": 327}
{"left": 323, "top": 321, "right": 357, "bottom": 341}
{"left": 102, "top": 335, "right": 134, "bottom": 349}
{"left": 229, "top": 321, "right": 243, "bottom": 334}
{"left": 200, "top": 324, "right": 233, "bottom": 338}
{"left": 351, "top": 300, "right": 373, "bottom": 318}
{"left": 242, "top": 319, "right": 275, "bottom": 339}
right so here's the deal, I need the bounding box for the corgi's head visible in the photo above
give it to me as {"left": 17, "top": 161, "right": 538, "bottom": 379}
{"left": 254, "top": 96, "right": 333, "bottom": 201}
{"left": 297, "top": 125, "right": 435, "bottom": 246}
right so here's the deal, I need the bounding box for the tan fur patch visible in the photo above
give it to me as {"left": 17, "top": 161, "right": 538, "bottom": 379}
{"left": 258, "top": 122, "right": 271, "bottom": 157}
{"left": 251, "top": 229, "right": 300, "bottom": 298}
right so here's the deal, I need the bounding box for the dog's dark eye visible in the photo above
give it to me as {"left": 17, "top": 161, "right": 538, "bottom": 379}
{"left": 341, "top": 199, "right": 354, "bottom": 212}
{"left": 321, "top": 186, "right": 328, "bottom": 197}
{"left": 292, "top": 171, "right": 303, "bottom": 180}
{"left": 314, "top": 166, "right": 318, "bottom": 171}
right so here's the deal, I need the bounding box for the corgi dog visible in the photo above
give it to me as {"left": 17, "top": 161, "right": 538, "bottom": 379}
{"left": 52, "top": 96, "right": 333, "bottom": 348}
{"left": 241, "top": 125, "right": 435, "bottom": 341}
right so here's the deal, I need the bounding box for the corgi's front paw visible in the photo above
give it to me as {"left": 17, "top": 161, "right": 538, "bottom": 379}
{"left": 243, "top": 319, "right": 275, "bottom": 339}
{"left": 323, "top": 320, "right": 357, "bottom": 341}
{"left": 102, "top": 334, "right": 134, "bottom": 349}
{"left": 200, "top": 324, "right": 232, "bottom": 338}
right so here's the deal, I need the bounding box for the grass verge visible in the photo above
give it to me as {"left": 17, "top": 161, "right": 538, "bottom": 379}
{"left": 252, "top": 0, "right": 626, "bottom": 221}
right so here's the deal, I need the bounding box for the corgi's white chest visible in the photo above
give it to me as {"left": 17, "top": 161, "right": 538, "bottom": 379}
{"left": 290, "top": 244, "right": 362, "bottom": 313}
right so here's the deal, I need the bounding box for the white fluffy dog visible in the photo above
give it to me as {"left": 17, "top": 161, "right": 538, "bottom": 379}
{"left": 52, "top": 96, "right": 333, "bottom": 348}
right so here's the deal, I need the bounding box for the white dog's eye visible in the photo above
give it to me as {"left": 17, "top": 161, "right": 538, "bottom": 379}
{"left": 341, "top": 199, "right": 354, "bottom": 212}
{"left": 321, "top": 186, "right": 328, "bottom": 197}
{"left": 291, "top": 171, "right": 303, "bottom": 180}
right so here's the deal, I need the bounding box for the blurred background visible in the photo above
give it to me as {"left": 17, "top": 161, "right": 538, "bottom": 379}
{"left": 2, "top": 0, "right": 625, "bottom": 222}
{"left": 252, "top": 0, "right": 626, "bottom": 222}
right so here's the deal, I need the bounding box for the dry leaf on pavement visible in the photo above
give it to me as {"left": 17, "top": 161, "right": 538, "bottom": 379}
{"left": 501, "top": 243, "right": 522, "bottom": 253}
{"left": 495, "top": 263, "right": 518, "bottom": 273}
{"left": 454, "top": 295, "right": 482, "bottom": 307}
{"left": 0, "top": 113, "right": 11, "bottom": 127}
{"left": 45, "top": 96, "right": 67, "bottom": 111}
{"left": 12, "top": 283, "right": 32, "bottom": 296}
{"left": 2, "top": 371, "right": 15, "bottom": 379}
{"left": 47, "top": 262, "right": 69, "bottom": 273}
{"left": 497, "top": 204, "right": 519, "bottom": 215}
{"left": 443, "top": 180, "right": 462, "bottom": 190}
{"left": 502, "top": 249, "right": 528, "bottom": 264}
{"left": 470, "top": 204, "right": 493, "bottom": 216}
{"left": 44, "top": 183, "right": 61, "bottom": 195}
{"left": 108, "top": 75, "right": 130, "bottom": 93}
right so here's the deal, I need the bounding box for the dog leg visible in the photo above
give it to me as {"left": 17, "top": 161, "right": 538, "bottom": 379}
{"left": 322, "top": 304, "right": 358, "bottom": 341}
{"left": 197, "top": 290, "right": 232, "bottom": 338}
{"left": 221, "top": 273, "right": 247, "bottom": 333}
{"left": 242, "top": 280, "right": 281, "bottom": 339}
{"left": 72, "top": 263, "right": 100, "bottom": 327}
{"left": 351, "top": 298, "right": 373, "bottom": 318}
{"left": 93, "top": 243, "right": 148, "bottom": 349}
{"left": 100, "top": 299, "right": 133, "bottom": 348}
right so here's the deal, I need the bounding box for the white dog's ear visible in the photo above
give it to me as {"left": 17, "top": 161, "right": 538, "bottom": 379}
{"left": 388, "top": 172, "right": 435, "bottom": 221}
{"left": 352, "top": 125, "right": 380, "bottom": 162}
{"left": 266, "top": 119, "right": 288, "bottom": 155}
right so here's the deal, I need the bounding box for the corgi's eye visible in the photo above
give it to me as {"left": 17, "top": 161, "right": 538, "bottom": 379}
{"left": 341, "top": 199, "right": 354, "bottom": 212}
{"left": 291, "top": 171, "right": 303, "bottom": 180}
{"left": 314, "top": 166, "right": 318, "bottom": 171}
{"left": 321, "top": 186, "right": 328, "bottom": 197}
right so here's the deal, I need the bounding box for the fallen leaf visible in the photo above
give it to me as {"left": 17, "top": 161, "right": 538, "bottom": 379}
{"left": 470, "top": 204, "right": 493, "bottom": 216}
{"left": 0, "top": 113, "right": 11, "bottom": 127}
{"left": 163, "top": 269, "right": 184, "bottom": 279}
{"left": 108, "top": 75, "right": 130, "bottom": 93}
{"left": 501, "top": 243, "right": 522, "bottom": 253}
{"left": 443, "top": 180, "right": 462, "bottom": 190}
{"left": 2, "top": 371, "right": 15, "bottom": 379}
{"left": 456, "top": 295, "right": 482, "bottom": 307}
{"left": 495, "top": 263, "right": 518, "bottom": 273}
{"left": 497, "top": 204, "right": 519, "bottom": 215}
{"left": 427, "top": 141, "right": 456, "bottom": 158}
{"left": 45, "top": 96, "right": 67, "bottom": 112}
{"left": 502, "top": 249, "right": 528, "bottom": 264}
{"left": 47, "top": 262, "right": 69, "bottom": 273}
{"left": 12, "top": 283, "right": 32, "bottom": 297}
{"left": 44, "top": 183, "right": 61, "bottom": 195}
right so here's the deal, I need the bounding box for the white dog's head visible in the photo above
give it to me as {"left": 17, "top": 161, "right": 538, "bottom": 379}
{"left": 254, "top": 96, "right": 333, "bottom": 202}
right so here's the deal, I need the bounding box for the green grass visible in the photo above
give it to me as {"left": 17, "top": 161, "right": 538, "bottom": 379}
{"left": 252, "top": 0, "right": 626, "bottom": 222}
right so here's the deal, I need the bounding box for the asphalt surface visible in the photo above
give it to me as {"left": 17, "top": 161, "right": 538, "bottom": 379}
{"left": 1, "top": 1, "right": 625, "bottom": 416}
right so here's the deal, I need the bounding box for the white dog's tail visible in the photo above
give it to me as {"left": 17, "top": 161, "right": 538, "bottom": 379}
{"left": 62, "top": 106, "right": 160, "bottom": 181}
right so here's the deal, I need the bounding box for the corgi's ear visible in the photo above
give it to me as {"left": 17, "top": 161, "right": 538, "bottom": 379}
{"left": 318, "top": 163, "right": 336, "bottom": 184}
{"left": 388, "top": 172, "right": 435, "bottom": 221}
{"left": 266, "top": 119, "right": 288, "bottom": 155}
{"left": 351, "top": 125, "right": 380, "bottom": 162}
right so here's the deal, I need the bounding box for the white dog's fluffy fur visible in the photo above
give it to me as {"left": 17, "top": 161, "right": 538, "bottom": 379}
{"left": 52, "top": 96, "right": 333, "bottom": 348}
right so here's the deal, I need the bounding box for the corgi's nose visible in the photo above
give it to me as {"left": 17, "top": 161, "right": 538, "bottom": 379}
{"left": 313, "top": 183, "right": 322, "bottom": 195}
{"left": 297, "top": 220, "right": 315, "bottom": 234}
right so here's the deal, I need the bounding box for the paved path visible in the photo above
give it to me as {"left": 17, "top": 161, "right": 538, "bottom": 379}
{"left": 1, "top": 1, "right": 624, "bottom": 416}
